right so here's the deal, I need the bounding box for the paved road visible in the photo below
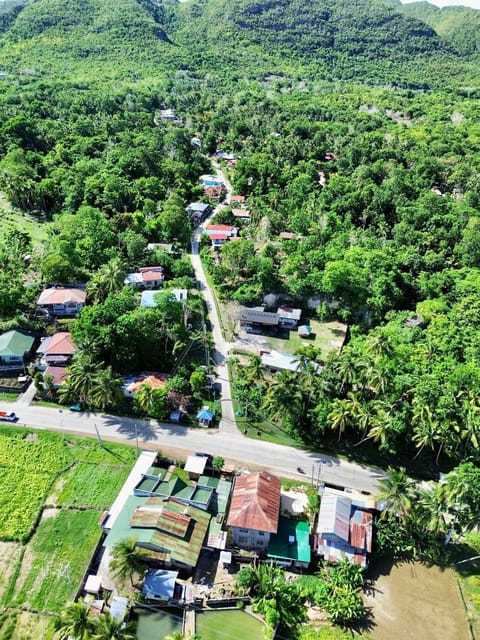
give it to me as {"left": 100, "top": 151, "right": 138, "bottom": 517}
{"left": 190, "top": 162, "right": 237, "bottom": 434}
{"left": 9, "top": 403, "right": 386, "bottom": 493}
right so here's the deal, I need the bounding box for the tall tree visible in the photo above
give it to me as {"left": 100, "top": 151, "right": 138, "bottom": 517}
{"left": 54, "top": 602, "right": 95, "bottom": 640}
{"left": 109, "top": 537, "right": 148, "bottom": 586}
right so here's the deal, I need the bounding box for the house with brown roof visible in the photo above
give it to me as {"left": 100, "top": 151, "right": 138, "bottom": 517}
{"left": 227, "top": 471, "right": 281, "bottom": 552}
{"left": 205, "top": 225, "right": 238, "bottom": 248}
{"left": 37, "top": 288, "right": 86, "bottom": 317}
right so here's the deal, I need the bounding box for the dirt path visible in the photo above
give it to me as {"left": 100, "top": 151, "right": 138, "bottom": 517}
{"left": 364, "top": 559, "right": 471, "bottom": 640}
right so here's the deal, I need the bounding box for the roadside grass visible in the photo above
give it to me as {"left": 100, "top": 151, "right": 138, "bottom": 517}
{"left": 450, "top": 532, "right": 480, "bottom": 637}
{"left": 10, "top": 509, "right": 102, "bottom": 612}
{"left": 0, "top": 391, "right": 18, "bottom": 402}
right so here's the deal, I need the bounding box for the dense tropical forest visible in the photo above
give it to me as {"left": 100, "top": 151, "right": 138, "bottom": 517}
{"left": 0, "top": 0, "right": 478, "bottom": 465}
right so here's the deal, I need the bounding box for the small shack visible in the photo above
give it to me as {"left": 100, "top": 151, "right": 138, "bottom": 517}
{"left": 196, "top": 408, "right": 215, "bottom": 427}
{"left": 185, "top": 454, "right": 208, "bottom": 480}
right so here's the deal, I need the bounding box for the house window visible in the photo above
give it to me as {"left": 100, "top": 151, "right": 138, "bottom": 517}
{"left": 240, "top": 529, "right": 248, "bottom": 533}
{"left": 258, "top": 531, "right": 265, "bottom": 536}
{"left": 239, "top": 536, "right": 247, "bottom": 543}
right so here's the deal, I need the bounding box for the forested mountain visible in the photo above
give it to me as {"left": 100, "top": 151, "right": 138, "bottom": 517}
{"left": 0, "top": 0, "right": 477, "bottom": 86}
{"left": 396, "top": 1, "right": 480, "bottom": 56}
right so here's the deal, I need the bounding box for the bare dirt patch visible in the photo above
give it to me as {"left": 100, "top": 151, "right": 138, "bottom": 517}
{"left": 364, "top": 558, "right": 470, "bottom": 640}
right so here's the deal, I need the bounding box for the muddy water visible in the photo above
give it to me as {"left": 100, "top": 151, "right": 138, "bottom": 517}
{"left": 364, "top": 558, "right": 470, "bottom": 640}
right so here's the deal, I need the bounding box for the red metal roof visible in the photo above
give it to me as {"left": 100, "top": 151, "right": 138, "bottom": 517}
{"left": 209, "top": 234, "right": 228, "bottom": 240}
{"left": 206, "top": 225, "right": 234, "bottom": 231}
{"left": 227, "top": 472, "right": 280, "bottom": 533}
{"left": 349, "top": 509, "right": 373, "bottom": 553}
{"left": 37, "top": 288, "right": 86, "bottom": 305}
{"left": 43, "top": 332, "right": 76, "bottom": 356}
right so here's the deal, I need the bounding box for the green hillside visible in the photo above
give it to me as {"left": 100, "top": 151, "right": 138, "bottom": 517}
{"left": 0, "top": 0, "right": 477, "bottom": 86}
{"left": 398, "top": 1, "right": 480, "bottom": 56}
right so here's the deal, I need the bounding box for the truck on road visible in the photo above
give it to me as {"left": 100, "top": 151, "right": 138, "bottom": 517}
{"left": 0, "top": 411, "right": 18, "bottom": 422}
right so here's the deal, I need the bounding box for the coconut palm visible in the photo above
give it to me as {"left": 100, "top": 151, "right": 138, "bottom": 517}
{"left": 87, "top": 257, "right": 126, "bottom": 305}
{"left": 377, "top": 467, "right": 417, "bottom": 524}
{"left": 92, "top": 612, "right": 136, "bottom": 640}
{"left": 54, "top": 601, "right": 95, "bottom": 640}
{"left": 109, "top": 537, "right": 148, "bottom": 587}
{"left": 89, "top": 366, "right": 123, "bottom": 410}
{"left": 67, "top": 351, "right": 103, "bottom": 405}
{"left": 327, "top": 393, "right": 361, "bottom": 442}
{"left": 244, "top": 353, "right": 264, "bottom": 384}
{"left": 417, "top": 484, "right": 450, "bottom": 537}
{"left": 262, "top": 370, "right": 301, "bottom": 425}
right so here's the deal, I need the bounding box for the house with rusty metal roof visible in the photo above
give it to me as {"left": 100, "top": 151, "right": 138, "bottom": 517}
{"left": 103, "top": 495, "right": 211, "bottom": 571}
{"left": 314, "top": 488, "right": 373, "bottom": 568}
{"left": 227, "top": 471, "right": 281, "bottom": 552}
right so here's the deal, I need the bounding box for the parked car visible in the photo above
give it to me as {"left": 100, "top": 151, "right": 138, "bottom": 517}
{"left": 0, "top": 411, "right": 18, "bottom": 422}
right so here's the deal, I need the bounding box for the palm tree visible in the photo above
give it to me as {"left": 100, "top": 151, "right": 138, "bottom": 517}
{"left": 68, "top": 351, "right": 102, "bottom": 405}
{"left": 327, "top": 393, "right": 361, "bottom": 442}
{"left": 417, "top": 484, "right": 450, "bottom": 538}
{"left": 377, "top": 467, "right": 417, "bottom": 524}
{"left": 262, "top": 370, "right": 301, "bottom": 425}
{"left": 109, "top": 537, "right": 147, "bottom": 587}
{"left": 88, "top": 257, "right": 126, "bottom": 304}
{"left": 134, "top": 383, "right": 157, "bottom": 417}
{"left": 244, "top": 353, "right": 264, "bottom": 384}
{"left": 89, "top": 366, "right": 123, "bottom": 411}
{"left": 92, "top": 612, "right": 136, "bottom": 640}
{"left": 54, "top": 601, "right": 95, "bottom": 640}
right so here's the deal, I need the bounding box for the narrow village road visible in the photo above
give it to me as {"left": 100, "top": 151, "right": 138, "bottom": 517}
{"left": 189, "top": 161, "right": 237, "bottom": 434}
{"left": 7, "top": 160, "right": 386, "bottom": 495}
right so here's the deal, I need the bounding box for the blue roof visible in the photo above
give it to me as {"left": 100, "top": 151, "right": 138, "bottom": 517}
{"left": 196, "top": 409, "right": 214, "bottom": 420}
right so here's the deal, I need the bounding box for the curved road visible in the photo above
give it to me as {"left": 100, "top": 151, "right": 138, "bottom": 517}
{"left": 8, "top": 160, "right": 386, "bottom": 495}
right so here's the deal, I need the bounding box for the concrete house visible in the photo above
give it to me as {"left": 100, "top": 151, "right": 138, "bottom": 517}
{"left": 227, "top": 471, "right": 281, "bottom": 552}
{"left": 36, "top": 332, "right": 76, "bottom": 367}
{"left": 37, "top": 288, "right": 86, "bottom": 316}
{"left": 0, "top": 330, "right": 35, "bottom": 368}
{"left": 186, "top": 202, "right": 211, "bottom": 223}
{"left": 205, "top": 225, "right": 238, "bottom": 248}
{"left": 124, "top": 266, "right": 165, "bottom": 289}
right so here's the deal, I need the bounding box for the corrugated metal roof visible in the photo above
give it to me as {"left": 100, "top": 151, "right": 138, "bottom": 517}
{"left": 317, "top": 492, "right": 351, "bottom": 542}
{"left": 349, "top": 509, "right": 373, "bottom": 553}
{"left": 37, "top": 288, "right": 86, "bottom": 305}
{"left": 227, "top": 472, "right": 280, "bottom": 533}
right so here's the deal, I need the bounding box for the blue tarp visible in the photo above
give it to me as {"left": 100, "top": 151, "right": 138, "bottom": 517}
{"left": 143, "top": 569, "right": 178, "bottom": 601}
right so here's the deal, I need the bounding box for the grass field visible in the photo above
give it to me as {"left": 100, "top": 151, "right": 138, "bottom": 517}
{"left": 0, "top": 193, "right": 48, "bottom": 246}
{"left": 0, "top": 427, "right": 137, "bottom": 638}
{"left": 262, "top": 319, "right": 347, "bottom": 360}
{"left": 195, "top": 609, "right": 265, "bottom": 640}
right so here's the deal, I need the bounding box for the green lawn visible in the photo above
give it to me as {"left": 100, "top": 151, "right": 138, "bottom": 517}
{"left": 195, "top": 610, "right": 265, "bottom": 640}
{"left": 11, "top": 509, "right": 102, "bottom": 612}
{"left": 0, "top": 193, "right": 48, "bottom": 246}
{"left": 56, "top": 462, "right": 133, "bottom": 508}
{"left": 263, "top": 319, "right": 347, "bottom": 359}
